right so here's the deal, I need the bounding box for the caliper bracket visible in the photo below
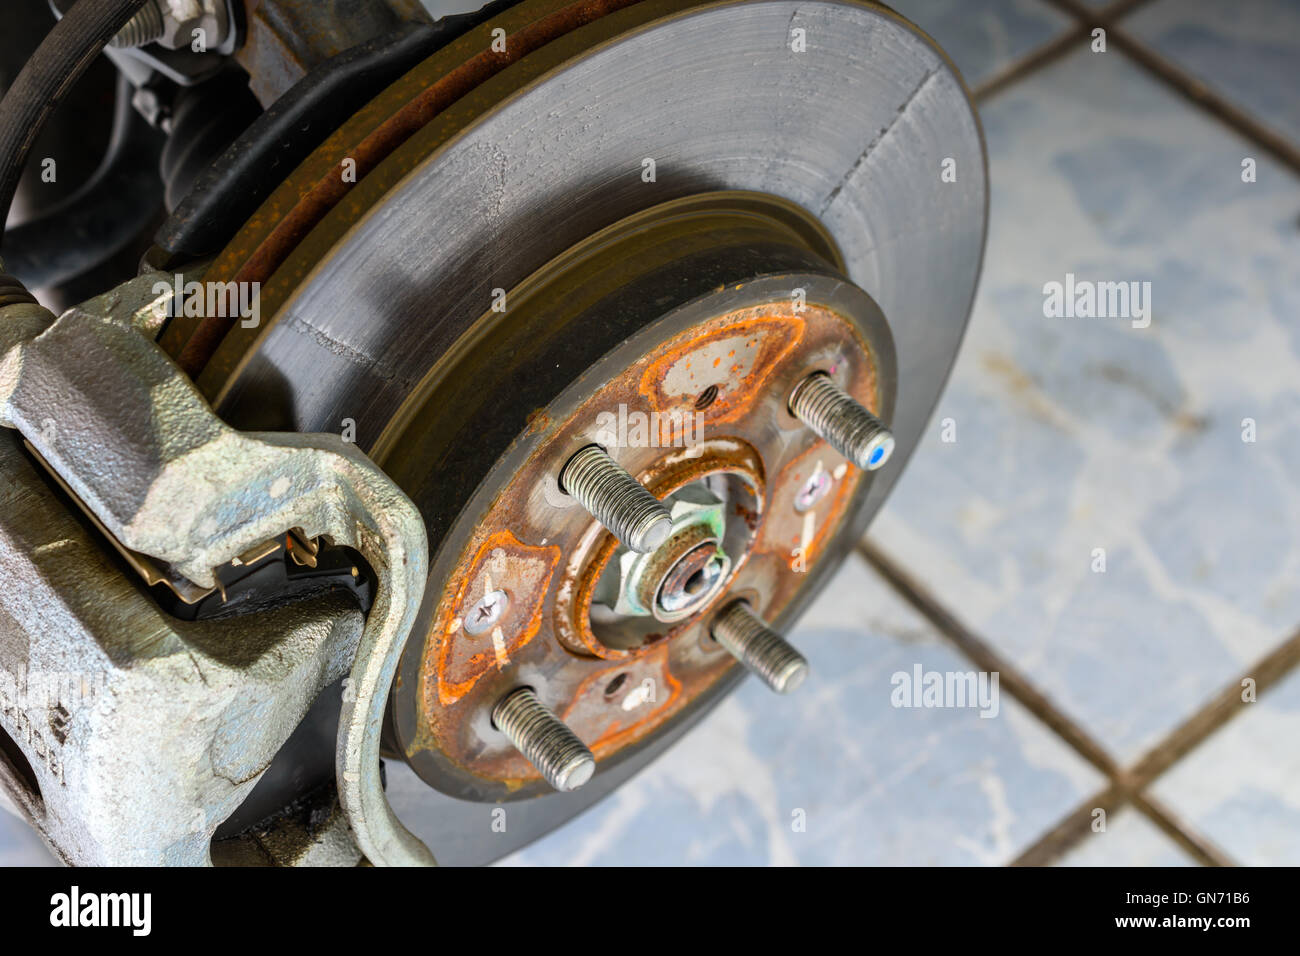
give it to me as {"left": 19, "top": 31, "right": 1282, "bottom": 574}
{"left": 0, "top": 271, "right": 433, "bottom": 865}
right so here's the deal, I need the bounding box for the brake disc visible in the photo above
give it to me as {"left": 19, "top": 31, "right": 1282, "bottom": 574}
{"left": 172, "top": 0, "right": 985, "bottom": 863}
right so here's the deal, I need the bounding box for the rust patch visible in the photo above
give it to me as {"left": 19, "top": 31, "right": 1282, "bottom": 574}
{"left": 762, "top": 443, "right": 859, "bottom": 571}
{"left": 639, "top": 313, "right": 804, "bottom": 427}
{"left": 553, "top": 439, "right": 765, "bottom": 660}
{"left": 432, "top": 530, "right": 561, "bottom": 706}
{"left": 559, "top": 646, "right": 682, "bottom": 759}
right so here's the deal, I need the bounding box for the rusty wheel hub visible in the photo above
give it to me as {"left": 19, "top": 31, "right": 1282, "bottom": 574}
{"left": 376, "top": 192, "right": 896, "bottom": 800}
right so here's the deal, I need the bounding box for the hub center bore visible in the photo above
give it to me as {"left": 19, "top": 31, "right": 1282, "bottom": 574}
{"left": 602, "top": 479, "right": 738, "bottom": 628}
{"left": 656, "top": 541, "right": 725, "bottom": 618}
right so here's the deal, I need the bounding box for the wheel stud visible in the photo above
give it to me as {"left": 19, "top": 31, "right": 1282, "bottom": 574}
{"left": 492, "top": 688, "right": 596, "bottom": 792}
{"left": 789, "top": 372, "right": 894, "bottom": 470}
{"left": 559, "top": 445, "right": 671, "bottom": 553}
{"left": 710, "top": 601, "right": 809, "bottom": 694}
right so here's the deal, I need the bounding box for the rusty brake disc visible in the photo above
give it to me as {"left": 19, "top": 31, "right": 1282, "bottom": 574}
{"left": 184, "top": 0, "right": 986, "bottom": 864}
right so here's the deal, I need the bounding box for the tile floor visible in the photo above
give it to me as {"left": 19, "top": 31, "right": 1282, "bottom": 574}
{"left": 2, "top": 0, "right": 1297, "bottom": 866}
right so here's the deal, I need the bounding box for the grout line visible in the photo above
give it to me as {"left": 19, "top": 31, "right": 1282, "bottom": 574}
{"left": 1010, "top": 784, "right": 1126, "bottom": 866}
{"left": 1010, "top": 784, "right": 1235, "bottom": 866}
{"left": 972, "top": 23, "right": 1088, "bottom": 102}
{"left": 971, "top": 0, "right": 1155, "bottom": 102}
{"left": 1040, "top": 0, "right": 1148, "bottom": 25}
{"left": 1125, "top": 626, "right": 1300, "bottom": 785}
{"left": 1131, "top": 790, "right": 1235, "bottom": 867}
{"left": 855, "top": 537, "right": 1284, "bottom": 867}
{"left": 1040, "top": 0, "right": 1300, "bottom": 175}
{"left": 857, "top": 539, "right": 1120, "bottom": 777}
{"left": 1096, "top": 0, "right": 1155, "bottom": 19}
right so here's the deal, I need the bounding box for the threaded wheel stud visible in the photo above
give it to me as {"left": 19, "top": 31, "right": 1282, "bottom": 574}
{"left": 711, "top": 601, "right": 809, "bottom": 694}
{"left": 559, "top": 445, "right": 671, "bottom": 553}
{"left": 492, "top": 687, "right": 596, "bottom": 792}
{"left": 789, "top": 372, "right": 894, "bottom": 471}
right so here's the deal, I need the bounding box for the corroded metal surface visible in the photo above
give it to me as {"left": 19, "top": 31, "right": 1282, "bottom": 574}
{"left": 351, "top": 191, "right": 886, "bottom": 803}
{"left": 432, "top": 530, "right": 561, "bottom": 707}
{"left": 401, "top": 296, "right": 884, "bottom": 796}
{"left": 161, "top": 0, "right": 648, "bottom": 376}
{"left": 555, "top": 438, "right": 768, "bottom": 661}
{"left": 358, "top": 190, "right": 893, "bottom": 802}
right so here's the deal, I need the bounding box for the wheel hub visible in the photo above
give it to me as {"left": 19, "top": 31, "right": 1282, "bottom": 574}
{"left": 609, "top": 482, "right": 732, "bottom": 625}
